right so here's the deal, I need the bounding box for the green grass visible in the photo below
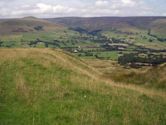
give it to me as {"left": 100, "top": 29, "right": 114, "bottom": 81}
{"left": 102, "top": 30, "right": 166, "bottom": 50}
{"left": 0, "top": 49, "right": 166, "bottom": 125}
{"left": 0, "top": 30, "right": 100, "bottom": 48}
{"left": 0, "top": 29, "right": 81, "bottom": 48}
{"left": 95, "top": 51, "right": 119, "bottom": 60}
{"left": 21, "top": 30, "right": 80, "bottom": 42}
{"left": 75, "top": 51, "right": 119, "bottom": 60}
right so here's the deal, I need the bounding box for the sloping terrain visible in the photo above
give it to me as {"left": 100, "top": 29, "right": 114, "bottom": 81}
{"left": 150, "top": 19, "right": 166, "bottom": 37}
{"left": 0, "top": 17, "right": 80, "bottom": 48}
{"left": 0, "top": 17, "right": 64, "bottom": 35}
{"left": 0, "top": 49, "right": 166, "bottom": 125}
{"left": 84, "top": 59, "right": 166, "bottom": 90}
{"left": 0, "top": 17, "right": 165, "bottom": 48}
{"left": 48, "top": 17, "right": 166, "bottom": 35}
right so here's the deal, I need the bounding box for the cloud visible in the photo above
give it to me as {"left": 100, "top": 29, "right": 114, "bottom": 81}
{"left": 37, "top": 3, "right": 64, "bottom": 13}
{"left": 36, "top": 3, "right": 75, "bottom": 14}
{"left": 0, "top": 2, "right": 76, "bottom": 18}
{"left": 0, "top": 0, "right": 165, "bottom": 18}
{"left": 121, "top": 0, "right": 136, "bottom": 6}
{"left": 95, "top": 0, "right": 109, "bottom": 7}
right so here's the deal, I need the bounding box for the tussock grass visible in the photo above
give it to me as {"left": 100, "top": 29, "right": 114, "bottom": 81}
{"left": 85, "top": 59, "right": 166, "bottom": 90}
{"left": 0, "top": 49, "right": 166, "bottom": 125}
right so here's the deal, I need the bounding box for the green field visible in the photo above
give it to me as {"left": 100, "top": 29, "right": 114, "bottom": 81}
{"left": 102, "top": 30, "right": 166, "bottom": 50}
{"left": 77, "top": 51, "right": 119, "bottom": 60}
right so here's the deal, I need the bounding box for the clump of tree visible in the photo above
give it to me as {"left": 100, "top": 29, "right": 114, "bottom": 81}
{"left": 118, "top": 53, "right": 166, "bottom": 67}
{"left": 34, "top": 25, "right": 43, "bottom": 31}
{"left": 28, "top": 38, "right": 62, "bottom": 48}
{"left": 148, "top": 29, "right": 166, "bottom": 42}
{"left": 0, "top": 41, "right": 16, "bottom": 48}
{"left": 0, "top": 41, "right": 3, "bottom": 47}
{"left": 85, "top": 52, "right": 93, "bottom": 56}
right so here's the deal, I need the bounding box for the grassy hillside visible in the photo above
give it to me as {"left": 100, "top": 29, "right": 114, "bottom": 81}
{"left": 0, "top": 17, "right": 83, "bottom": 48}
{"left": 0, "top": 17, "right": 165, "bottom": 50}
{"left": 150, "top": 19, "right": 166, "bottom": 38}
{"left": 48, "top": 17, "right": 166, "bottom": 34}
{"left": 84, "top": 59, "right": 166, "bottom": 90}
{"left": 0, "top": 17, "right": 64, "bottom": 35}
{"left": 0, "top": 49, "right": 166, "bottom": 125}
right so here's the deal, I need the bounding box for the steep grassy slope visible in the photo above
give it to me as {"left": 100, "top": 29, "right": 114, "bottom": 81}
{"left": 0, "top": 49, "right": 166, "bottom": 125}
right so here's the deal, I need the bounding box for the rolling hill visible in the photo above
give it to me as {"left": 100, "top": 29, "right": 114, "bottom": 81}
{"left": 150, "top": 19, "right": 166, "bottom": 37}
{"left": 0, "top": 48, "right": 166, "bottom": 125}
{"left": 0, "top": 16, "right": 165, "bottom": 37}
{"left": 47, "top": 17, "right": 166, "bottom": 36}
{"left": 0, "top": 17, "right": 80, "bottom": 48}
{"left": 0, "top": 17, "right": 64, "bottom": 35}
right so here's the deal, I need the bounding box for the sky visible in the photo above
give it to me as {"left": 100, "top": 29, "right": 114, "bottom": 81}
{"left": 0, "top": 0, "right": 165, "bottom": 18}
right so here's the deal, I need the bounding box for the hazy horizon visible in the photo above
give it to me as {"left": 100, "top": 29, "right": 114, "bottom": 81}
{"left": 0, "top": 16, "right": 166, "bottom": 20}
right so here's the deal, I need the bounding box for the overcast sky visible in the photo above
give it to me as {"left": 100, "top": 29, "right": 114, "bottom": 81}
{"left": 0, "top": 0, "right": 165, "bottom": 18}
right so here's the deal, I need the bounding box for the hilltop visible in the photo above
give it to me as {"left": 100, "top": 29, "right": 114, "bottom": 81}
{"left": 0, "top": 16, "right": 165, "bottom": 37}
{"left": 0, "top": 48, "right": 166, "bottom": 125}
{"left": 0, "top": 17, "right": 64, "bottom": 35}
{"left": 22, "top": 16, "right": 39, "bottom": 20}
{"left": 48, "top": 17, "right": 166, "bottom": 37}
{"left": 0, "top": 17, "right": 79, "bottom": 48}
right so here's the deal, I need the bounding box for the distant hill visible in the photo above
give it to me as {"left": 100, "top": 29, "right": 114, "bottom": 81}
{"left": 22, "top": 16, "right": 39, "bottom": 20}
{"left": 0, "top": 16, "right": 165, "bottom": 37}
{"left": 47, "top": 17, "right": 166, "bottom": 36}
{"left": 150, "top": 19, "right": 166, "bottom": 37}
{"left": 0, "top": 17, "right": 64, "bottom": 35}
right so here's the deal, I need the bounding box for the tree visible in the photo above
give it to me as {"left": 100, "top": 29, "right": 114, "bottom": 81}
{"left": 34, "top": 26, "right": 43, "bottom": 31}
{"left": 148, "top": 29, "right": 151, "bottom": 35}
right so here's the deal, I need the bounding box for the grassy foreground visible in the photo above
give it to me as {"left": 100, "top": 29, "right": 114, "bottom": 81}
{"left": 0, "top": 49, "right": 166, "bottom": 125}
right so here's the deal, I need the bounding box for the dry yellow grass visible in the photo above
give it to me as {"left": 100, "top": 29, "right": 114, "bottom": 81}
{"left": 83, "top": 58, "right": 166, "bottom": 98}
{"left": 0, "top": 48, "right": 165, "bottom": 99}
{"left": 0, "top": 48, "right": 166, "bottom": 125}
